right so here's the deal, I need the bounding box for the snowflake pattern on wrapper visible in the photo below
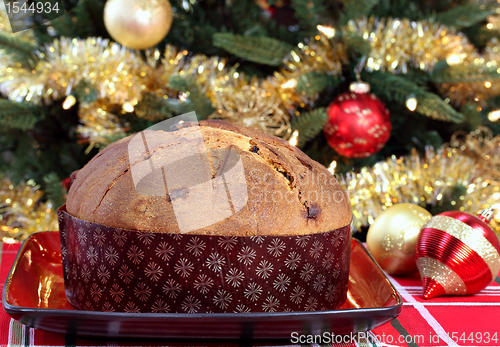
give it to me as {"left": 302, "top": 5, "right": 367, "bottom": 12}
{"left": 151, "top": 299, "right": 170, "bottom": 313}
{"left": 193, "top": 274, "right": 214, "bottom": 294}
{"left": 244, "top": 282, "right": 263, "bottom": 301}
{"left": 105, "top": 246, "right": 119, "bottom": 265}
{"left": 58, "top": 207, "right": 350, "bottom": 313}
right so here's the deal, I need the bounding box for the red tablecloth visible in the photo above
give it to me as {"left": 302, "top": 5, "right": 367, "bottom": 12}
{"left": 2, "top": 241, "right": 500, "bottom": 347}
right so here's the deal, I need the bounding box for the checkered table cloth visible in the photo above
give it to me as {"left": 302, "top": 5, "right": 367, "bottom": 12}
{"left": 2, "top": 241, "right": 500, "bottom": 347}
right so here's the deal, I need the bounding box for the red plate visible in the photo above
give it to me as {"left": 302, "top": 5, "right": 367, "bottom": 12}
{"left": 3, "top": 232, "right": 402, "bottom": 339}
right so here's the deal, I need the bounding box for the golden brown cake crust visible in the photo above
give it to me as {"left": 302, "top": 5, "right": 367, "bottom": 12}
{"left": 66, "top": 120, "right": 352, "bottom": 236}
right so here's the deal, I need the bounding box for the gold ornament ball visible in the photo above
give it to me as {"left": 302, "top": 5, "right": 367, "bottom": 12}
{"left": 366, "top": 203, "right": 432, "bottom": 276}
{"left": 104, "top": 0, "right": 173, "bottom": 50}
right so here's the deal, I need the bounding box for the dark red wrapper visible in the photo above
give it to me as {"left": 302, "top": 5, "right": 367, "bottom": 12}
{"left": 58, "top": 205, "right": 351, "bottom": 313}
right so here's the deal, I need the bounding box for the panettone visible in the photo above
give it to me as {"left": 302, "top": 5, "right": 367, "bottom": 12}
{"left": 59, "top": 119, "right": 353, "bottom": 313}
{"left": 66, "top": 120, "right": 351, "bottom": 236}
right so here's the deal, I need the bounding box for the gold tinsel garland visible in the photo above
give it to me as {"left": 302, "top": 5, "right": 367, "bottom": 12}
{"left": 209, "top": 76, "right": 290, "bottom": 137}
{"left": 0, "top": 32, "right": 343, "bottom": 143}
{"left": 77, "top": 98, "right": 127, "bottom": 145}
{"left": 0, "top": 4, "right": 34, "bottom": 42}
{"left": 0, "top": 178, "right": 59, "bottom": 242}
{"left": 0, "top": 7, "right": 361, "bottom": 145}
{"left": 344, "top": 17, "right": 476, "bottom": 74}
{"left": 0, "top": 3, "right": 11, "bottom": 33}
{"left": 438, "top": 38, "right": 500, "bottom": 106}
{"left": 0, "top": 37, "right": 239, "bottom": 143}
{"left": 487, "top": 14, "right": 500, "bottom": 31}
{"left": 449, "top": 126, "right": 500, "bottom": 178}
{"left": 342, "top": 127, "right": 500, "bottom": 237}
{"left": 344, "top": 17, "right": 500, "bottom": 106}
{"left": 273, "top": 35, "right": 347, "bottom": 109}
{"left": 207, "top": 34, "right": 346, "bottom": 134}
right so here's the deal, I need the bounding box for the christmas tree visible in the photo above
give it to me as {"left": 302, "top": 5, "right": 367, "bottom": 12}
{"left": 1, "top": 0, "right": 500, "bottom": 241}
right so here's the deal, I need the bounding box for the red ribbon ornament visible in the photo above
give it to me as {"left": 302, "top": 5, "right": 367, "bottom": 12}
{"left": 416, "top": 211, "right": 500, "bottom": 299}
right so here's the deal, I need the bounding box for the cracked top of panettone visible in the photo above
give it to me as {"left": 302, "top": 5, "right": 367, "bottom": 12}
{"left": 66, "top": 120, "right": 352, "bottom": 236}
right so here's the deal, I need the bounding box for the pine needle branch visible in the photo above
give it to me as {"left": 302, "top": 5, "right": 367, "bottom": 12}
{"left": 49, "top": 0, "right": 106, "bottom": 39}
{"left": 342, "top": 32, "right": 371, "bottom": 57}
{"left": 134, "top": 93, "right": 174, "bottom": 121}
{"left": 459, "top": 102, "right": 482, "bottom": 131}
{"left": 213, "top": 33, "right": 293, "bottom": 66}
{"left": 415, "top": 93, "right": 464, "bottom": 123}
{"left": 43, "top": 172, "right": 66, "bottom": 208}
{"left": 430, "top": 63, "right": 500, "bottom": 83}
{"left": 291, "top": 108, "right": 327, "bottom": 146}
{"left": 2, "top": 132, "right": 39, "bottom": 183}
{"left": 296, "top": 72, "right": 335, "bottom": 96}
{"left": 0, "top": 32, "right": 37, "bottom": 65}
{"left": 432, "top": 3, "right": 497, "bottom": 29}
{"left": 168, "top": 75, "right": 214, "bottom": 120}
{"left": 290, "top": 0, "right": 326, "bottom": 36}
{"left": 363, "top": 72, "right": 464, "bottom": 123}
{"left": 94, "top": 133, "right": 129, "bottom": 148}
{"left": 338, "top": 0, "right": 382, "bottom": 27}
{"left": 0, "top": 100, "right": 42, "bottom": 130}
{"left": 74, "top": 80, "right": 99, "bottom": 103}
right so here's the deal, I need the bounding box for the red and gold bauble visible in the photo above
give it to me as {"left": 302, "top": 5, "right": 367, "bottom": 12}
{"left": 323, "top": 82, "right": 391, "bottom": 158}
{"left": 416, "top": 209, "right": 500, "bottom": 299}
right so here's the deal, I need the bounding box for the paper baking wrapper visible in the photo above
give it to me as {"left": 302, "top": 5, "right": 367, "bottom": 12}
{"left": 58, "top": 205, "right": 351, "bottom": 313}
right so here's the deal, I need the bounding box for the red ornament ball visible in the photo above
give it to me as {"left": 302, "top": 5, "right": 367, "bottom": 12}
{"left": 323, "top": 91, "right": 391, "bottom": 158}
{"left": 415, "top": 211, "right": 500, "bottom": 299}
